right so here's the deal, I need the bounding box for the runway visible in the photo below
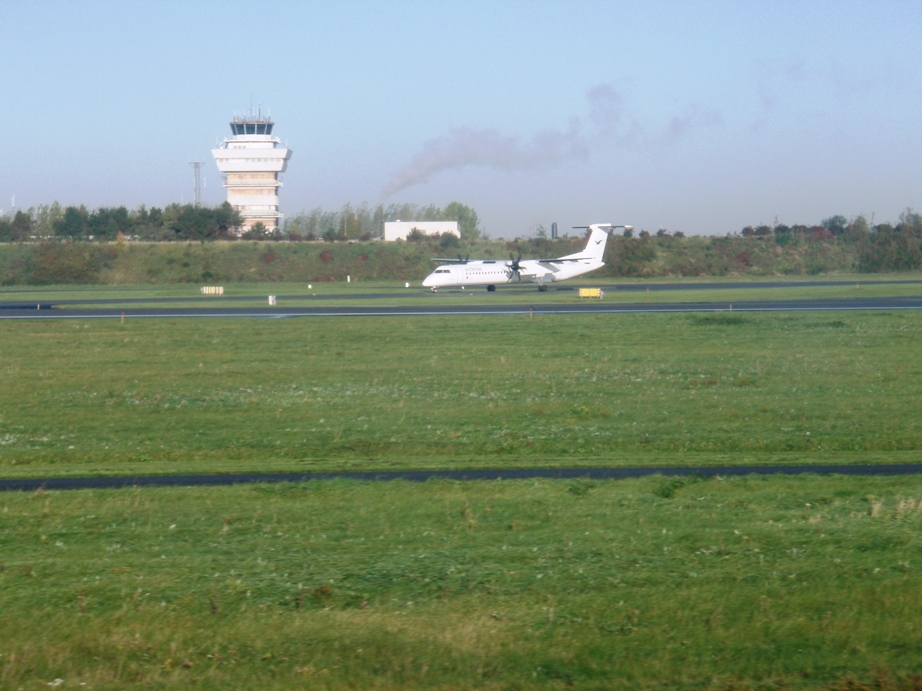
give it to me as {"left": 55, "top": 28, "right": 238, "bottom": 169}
{"left": 2, "top": 277, "right": 920, "bottom": 301}
{"left": 2, "top": 295, "right": 922, "bottom": 319}
{"left": 2, "top": 463, "right": 920, "bottom": 492}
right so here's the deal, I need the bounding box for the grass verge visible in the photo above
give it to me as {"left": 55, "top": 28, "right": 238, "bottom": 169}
{"left": 2, "top": 475, "right": 922, "bottom": 689}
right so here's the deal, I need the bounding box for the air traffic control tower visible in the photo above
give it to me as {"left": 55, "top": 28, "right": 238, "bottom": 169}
{"left": 211, "top": 113, "right": 292, "bottom": 231}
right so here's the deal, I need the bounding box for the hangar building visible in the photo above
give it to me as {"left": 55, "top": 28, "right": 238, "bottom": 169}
{"left": 383, "top": 221, "right": 460, "bottom": 241}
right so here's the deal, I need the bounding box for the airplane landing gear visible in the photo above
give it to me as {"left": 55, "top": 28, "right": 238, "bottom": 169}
{"left": 486, "top": 285, "right": 496, "bottom": 292}
{"left": 538, "top": 284, "right": 548, "bottom": 292}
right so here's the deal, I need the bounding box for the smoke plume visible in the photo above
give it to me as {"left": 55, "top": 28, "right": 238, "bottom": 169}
{"left": 382, "top": 83, "right": 714, "bottom": 197}
{"left": 381, "top": 124, "right": 588, "bottom": 198}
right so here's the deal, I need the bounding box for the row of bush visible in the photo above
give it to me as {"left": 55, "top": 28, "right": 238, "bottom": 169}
{"left": 0, "top": 240, "right": 440, "bottom": 285}
{"left": 0, "top": 230, "right": 920, "bottom": 286}
{"left": 599, "top": 210, "right": 922, "bottom": 277}
{"left": 0, "top": 206, "right": 920, "bottom": 284}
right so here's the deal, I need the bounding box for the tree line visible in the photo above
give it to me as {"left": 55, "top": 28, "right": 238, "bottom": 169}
{"left": 0, "top": 201, "right": 481, "bottom": 243}
{"left": 0, "top": 203, "right": 242, "bottom": 242}
{"left": 3, "top": 202, "right": 921, "bottom": 274}
{"left": 283, "top": 201, "right": 480, "bottom": 242}
{"left": 735, "top": 210, "right": 922, "bottom": 272}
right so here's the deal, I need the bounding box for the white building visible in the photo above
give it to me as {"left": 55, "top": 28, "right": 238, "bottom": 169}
{"left": 211, "top": 113, "right": 292, "bottom": 231}
{"left": 383, "top": 221, "right": 460, "bottom": 241}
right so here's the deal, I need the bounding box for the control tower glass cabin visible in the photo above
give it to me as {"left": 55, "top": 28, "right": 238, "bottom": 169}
{"left": 211, "top": 115, "right": 292, "bottom": 232}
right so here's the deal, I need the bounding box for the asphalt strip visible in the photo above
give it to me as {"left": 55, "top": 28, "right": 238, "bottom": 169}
{"left": 2, "top": 464, "right": 921, "bottom": 492}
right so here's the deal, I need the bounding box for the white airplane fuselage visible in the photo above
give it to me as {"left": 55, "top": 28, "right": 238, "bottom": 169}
{"left": 422, "top": 223, "right": 614, "bottom": 291}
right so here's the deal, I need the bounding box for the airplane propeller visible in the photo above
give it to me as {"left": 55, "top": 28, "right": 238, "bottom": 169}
{"left": 507, "top": 252, "right": 523, "bottom": 282}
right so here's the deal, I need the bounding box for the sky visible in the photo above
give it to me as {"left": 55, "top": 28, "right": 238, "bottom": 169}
{"left": 0, "top": 1, "right": 920, "bottom": 237}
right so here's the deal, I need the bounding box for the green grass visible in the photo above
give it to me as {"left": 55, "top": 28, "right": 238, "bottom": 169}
{"left": 4, "top": 297, "right": 922, "bottom": 688}
{"left": 3, "top": 475, "right": 922, "bottom": 689}
{"left": 2, "top": 310, "right": 922, "bottom": 478}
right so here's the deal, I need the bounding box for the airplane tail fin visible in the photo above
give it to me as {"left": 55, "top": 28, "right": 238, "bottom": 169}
{"left": 560, "top": 223, "right": 612, "bottom": 261}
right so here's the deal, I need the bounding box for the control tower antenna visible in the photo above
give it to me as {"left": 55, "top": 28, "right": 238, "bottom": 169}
{"left": 188, "top": 161, "right": 205, "bottom": 207}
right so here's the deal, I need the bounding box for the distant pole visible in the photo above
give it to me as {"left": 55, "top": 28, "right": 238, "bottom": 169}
{"left": 189, "top": 162, "right": 205, "bottom": 207}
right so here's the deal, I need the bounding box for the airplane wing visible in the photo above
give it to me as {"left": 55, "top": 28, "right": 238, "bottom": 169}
{"left": 430, "top": 257, "right": 469, "bottom": 264}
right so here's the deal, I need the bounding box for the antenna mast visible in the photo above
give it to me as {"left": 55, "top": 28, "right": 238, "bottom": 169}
{"left": 188, "top": 162, "right": 205, "bottom": 207}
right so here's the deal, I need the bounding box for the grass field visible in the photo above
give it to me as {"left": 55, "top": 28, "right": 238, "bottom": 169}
{"left": 1, "top": 308, "right": 921, "bottom": 478}
{"left": 3, "top": 285, "right": 922, "bottom": 688}
{"left": 3, "top": 475, "right": 922, "bottom": 689}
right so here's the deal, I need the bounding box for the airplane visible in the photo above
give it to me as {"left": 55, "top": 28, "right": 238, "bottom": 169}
{"left": 422, "top": 223, "right": 630, "bottom": 292}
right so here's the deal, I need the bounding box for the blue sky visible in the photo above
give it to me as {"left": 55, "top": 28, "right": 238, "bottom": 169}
{"left": 1, "top": 1, "right": 919, "bottom": 237}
